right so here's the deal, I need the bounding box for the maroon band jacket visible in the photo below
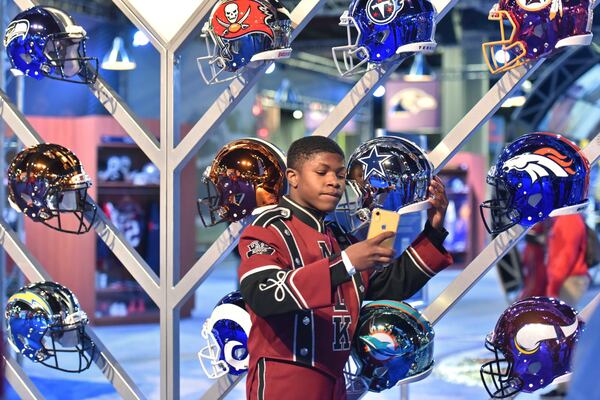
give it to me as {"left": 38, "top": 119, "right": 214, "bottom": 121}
{"left": 238, "top": 196, "right": 453, "bottom": 379}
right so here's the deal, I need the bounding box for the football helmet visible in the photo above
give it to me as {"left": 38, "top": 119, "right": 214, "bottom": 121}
{"left": 335, "top": 136, "right": 432, "bottom": 235}
{"left": 5, "top": 281, "right": 96, "bottom": 373}
{"left": 197, "top": 0, "right": 292, "bottom": 85}
{"left": 198, "top": 138, "right": 287, "bottom": 226}
{"left": 4, "top": 6, "right": 98, "bottom": 83}
{"left": 332, "top": 0, "right": 437, "bottom": 76}
{"left": 482, "top": 0, "right": 594, "bottom": 74}
{"left": 8, "top": 143, "right": 97, "bottom": 234}
{"left": 481, "top": 296, "right": 583, "bottom": 398}
{"left": 480, "top": 132, "right": 589, "bottom": 234}
{"left": 198, "top": 291, "right": 251, "bottom": 378}
{"left": 351, "top": 300, "right": 434, "bottom": 392}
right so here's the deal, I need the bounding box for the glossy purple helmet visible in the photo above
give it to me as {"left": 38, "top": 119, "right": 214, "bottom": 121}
{"left": 480, "top": 132, "right": 589, "bottom": 234}
{"left": 482, "top": 0, "right": 594, "bottom": 74}
{"left": 481, "top": 297, "right": 584, "bottom": 398}
{"left": 197, "top": 138, "right": 286, "bottom": 226}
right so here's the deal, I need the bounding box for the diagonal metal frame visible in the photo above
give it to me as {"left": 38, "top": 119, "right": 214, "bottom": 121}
{"left": 3, "top": 355, "right": 45, "bottom": 400}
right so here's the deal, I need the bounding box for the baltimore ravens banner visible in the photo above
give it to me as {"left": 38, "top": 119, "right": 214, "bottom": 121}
{"left": 384, "top": 78, "right": 440, "bottom": 133}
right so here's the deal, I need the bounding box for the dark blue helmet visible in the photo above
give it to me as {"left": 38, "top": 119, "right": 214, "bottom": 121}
{"left": 5, "top": 281, "right": 96, "bottom": 373}
{"left": 350, "top": 300, "right": 435, "bottom": 392}
{"left": 197, "top": 0, "right": 292, "bottom": 84}
{"left": 3, "top": 6, "right": 97, "bottom": 84}
{"left": 332, "top": 0, "right": 437, "bottom": 76}
{"left": 198, "top": 291, "right": 251, "bottom": 378}
{"left": 7, "top": 143, "right": 97, "bottom": 234}
{"left": 480, "top": 132, "right": 589, "bottom": 234}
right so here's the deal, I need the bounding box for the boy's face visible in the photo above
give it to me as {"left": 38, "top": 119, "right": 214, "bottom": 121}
{"left": 287, "top": 152, "right": 346, "bottom": 213}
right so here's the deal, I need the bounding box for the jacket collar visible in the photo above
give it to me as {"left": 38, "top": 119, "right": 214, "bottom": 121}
{"left": 280, "top": 196, "right": 326, "bottom": 233}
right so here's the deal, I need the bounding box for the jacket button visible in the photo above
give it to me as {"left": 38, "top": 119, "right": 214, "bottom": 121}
{"left": 300, "top": 348, "right": 308, "bottom": 356}
{"left": 359, "top": 285, "right": 365, "bottom": 292}
{"left": 295, "top": 257, "right": 301, "bottom": 265}
{"left": 284, "top": 229, "right": 291, "bottom": 236}
{"left": 302, "top": 316, "right": 310, "bottom": 325}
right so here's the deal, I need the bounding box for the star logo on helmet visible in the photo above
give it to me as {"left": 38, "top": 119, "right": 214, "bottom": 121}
{"left": 366, "top": 0, "right": 403, "bottom": 25}
{"left": 358, "top": 146, "right": 392, "bottom": 180}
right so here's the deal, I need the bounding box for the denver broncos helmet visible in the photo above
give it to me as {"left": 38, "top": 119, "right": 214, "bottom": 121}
{"left": 332, "top": 0, "right": 437, "bottom": 76}
{"left": 482, "top": 0, "right": 594, "bottom": 74}
{"left": 480, "top": 132, "right": 589, "bottom": 234}
{"left": 481, "top": 297, "right": 583, "bottom": 398}
{"left": 350, "top": 300, "right": 435, "bottom": 392}
{"left": 197, "top": 0, "right": 292, "bottom": 84}
{"left": 4, "top": 6, "right": 97, "bottom": 83}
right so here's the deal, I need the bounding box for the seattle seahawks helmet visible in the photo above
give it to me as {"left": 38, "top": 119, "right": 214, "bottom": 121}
{"left": 480, "top": 132, "right": 589, "bottom": 234}
{"left": 4, "top": 6, "right": 97, "bottom": 83}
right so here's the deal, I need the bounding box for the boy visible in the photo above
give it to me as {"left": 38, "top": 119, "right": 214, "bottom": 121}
{"left": 238, "top": 136, "right": 452, "bottom": 399}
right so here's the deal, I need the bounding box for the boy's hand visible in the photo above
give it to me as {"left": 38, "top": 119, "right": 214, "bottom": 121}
{"left": 344, "top": 231, "right": 396, "bottom": 271}
{"left": 427, "top": 176, "right": 448, "bottom": 230}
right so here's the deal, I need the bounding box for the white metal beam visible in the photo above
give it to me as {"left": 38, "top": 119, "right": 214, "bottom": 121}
{"left": 112, "top": 0, "right": 167, "bottom": 51}
{"left": 171, "top": 0, "right": 326, "bottom": 171}
{"left": 0, "top": 219, "right": 147, "bottom": 399}
{"left": 4, "top": 355, "right": 45, "bottom": 400}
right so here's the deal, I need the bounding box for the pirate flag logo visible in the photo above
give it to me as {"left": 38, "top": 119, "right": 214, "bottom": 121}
{"left": 211, "top": 0, "right": 275, "bottom": 40}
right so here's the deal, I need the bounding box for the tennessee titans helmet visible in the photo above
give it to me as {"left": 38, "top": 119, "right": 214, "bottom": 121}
{"left": 481, "top": 297, "right": 583, "bottom": 398}
{"left": 335, "top": 136, "right": 432, "bottom": 235}
{"left": 5, "top": 281, "right": 96, "bottom": 372}
{"left": 198, "top": 291, "right": 251, "bottom": 378}
{"left": 480, "top": 132, "right": 589, "bottom": 234}
{"left": 197, "top": 0, "right": 292, "bottom": 84}
{"left": 351, "top": 300, "right": 435, "bottom": 392}
{"left": 4, "top": 6, "right": 98, "bottom": 83}
{"left": 332, "top": 0, "right": 437, "bottom": 76}
{"left": 7, "top": 143, "right": 97, "bottom": 234}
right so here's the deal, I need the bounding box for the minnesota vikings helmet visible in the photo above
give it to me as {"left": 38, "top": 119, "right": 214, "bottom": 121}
{"left": 8, "top": 143, "right": 97, "bottom": 234}
{"left": 336, "top": 136, "right": 432, "bottom": 235}
{"left": 198, "top": 138, "right": 286, "bottom": 226}
{"left": 331, "top": 0, "right": 437, "bottom": 76}
{"left": 481, "top": 297, "right": 583, "bottom": 398}
{"left": 480, "top": 132, "right": 589, "bottom": 234}
{"left": 197, "top": 0, "right": 292, "bottom": 84}
{"left": 5, "top": 281, "right": 96, "bottom": 372}
{"left": 198, "top": 291, "right": 251, "bottom": 378}
{"left": 4, "top": 6, "right": 98, "bottom": 83}
{"left": 351, "top": 300, "right": 435, "bottom": 392}
{"left": 482, "top": 0, "right": 594, "bottom": 74}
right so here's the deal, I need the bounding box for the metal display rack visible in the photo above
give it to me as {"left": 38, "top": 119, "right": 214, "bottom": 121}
{"left": 1, "top": 0, "right": 598, "bottom": 399}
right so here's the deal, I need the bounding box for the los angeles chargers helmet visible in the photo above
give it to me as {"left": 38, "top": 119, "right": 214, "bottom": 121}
{"left": 4, "top": 6, "right": 97, "bottom": 83}
{"left": 198, "top": 291, "right": 252, "bottom": 378}
{"left": 350, "top": 300, "right": 435, "bottom": 392}
{"left": 197, "top": 0, "right": 292, "bottom": 84}
{"left": 335, "top": 136, "right": 432, "bottom": 235}
{"left": 480, "top": 132, "right": 589, "bottom": 234}
{"left": 481, "top": 296, "right": 584, "bottom": 398}
{"left": 332, "top": 0, "right": 437, "bottom": 76}
{"left": 5, "top": 281, "right": 96, "bottom": 372}
{"left": 482, "top": 0, "right": 594, "bottom": 74}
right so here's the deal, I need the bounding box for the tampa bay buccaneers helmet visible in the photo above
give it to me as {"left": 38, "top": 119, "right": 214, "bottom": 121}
{"left": 4, "top": 6, "right": 98, "bottom": 83}
{"left": 332, "top": 0, "right": 437, "bottom": 76}
{"left": 480, "top": 132, "right": 589, "bottom": 234}
{"left": 198, "top": 138, "right": 287, "bottom": 226}
{"left": 198, "top": 291, "right": 251, "bottom": 378}
{"left": 5, "top": 281, "right": 96, "bottom": 372}
{"left": 336, "top": 136, "right": 432, "bottom": 235}
{"left": 481, "top": 297, "right": 583, "bottom": 398}
{"left": 482, "top": 0, "right": 594, "bottom": 74}
{"left": 197, "top": 0, "right": 292, "bottom": 84}
{"left": 8, "top": 143, "right": 97, "bottom": 234}
{"left": 350, "top": 300, "right": 435, "bottom": 392}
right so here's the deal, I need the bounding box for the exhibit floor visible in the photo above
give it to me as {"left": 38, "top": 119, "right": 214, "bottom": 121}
{"left": 6, "top": 256, "right": 600, "bottom": 400}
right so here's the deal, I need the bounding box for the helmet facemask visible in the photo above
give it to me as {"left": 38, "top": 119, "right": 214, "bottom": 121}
{"left": 480, "top": 335, "right": 523, "bottom": 399}
{"left": 39, "top": 318, "right": 96, "bottom": 373}
{"left": 41, "top": 178, "right": 97, "bottom": 234}
{"left": 198, "top": 322, "right": 231, "bottom": 379}
{"left": 480, "top": 173, "right": 521, "bottom": 234}
{"left": 482, "top": 6, "right": 527, "bottom": 74}
{"left": 42, "top": 28, "right": 98, "bottom": 84}
{"left": 331, "top": 11, "right": 371, "bottom": 76}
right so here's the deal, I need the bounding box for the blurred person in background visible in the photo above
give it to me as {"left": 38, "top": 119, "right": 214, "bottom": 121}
{"left": 519, "top": 221, "right": 550, "bottom": 300}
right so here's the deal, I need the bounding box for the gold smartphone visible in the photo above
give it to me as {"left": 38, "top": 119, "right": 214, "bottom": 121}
{"left": 367, "top": 208, "right": 400, "bottom": 249}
